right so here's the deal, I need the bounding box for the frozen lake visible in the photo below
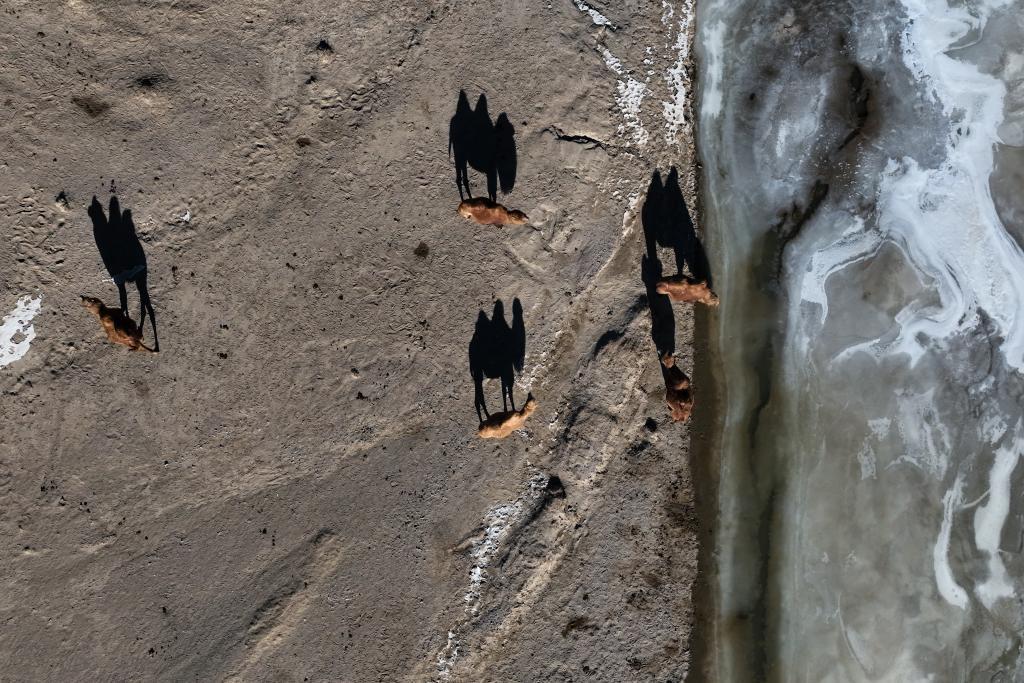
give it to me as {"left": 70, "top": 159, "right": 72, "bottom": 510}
{"left": 695, "top": 0, "right": 1024, "bottom": 678}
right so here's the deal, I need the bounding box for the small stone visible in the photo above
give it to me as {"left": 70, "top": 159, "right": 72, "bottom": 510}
{"left": 545, "top": 475, "right": 566, "bottom": 498}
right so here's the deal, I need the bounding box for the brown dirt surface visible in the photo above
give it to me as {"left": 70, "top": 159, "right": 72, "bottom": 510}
{"left": 0, "top": 0, "right": 703, "bottom": 680}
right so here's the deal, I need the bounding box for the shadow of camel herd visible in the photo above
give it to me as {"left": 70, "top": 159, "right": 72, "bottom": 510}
{"left": 76, "top": 90, "right": 716, "bottom": 438}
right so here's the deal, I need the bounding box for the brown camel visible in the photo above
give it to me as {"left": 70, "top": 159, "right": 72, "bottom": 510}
{"left": 81, "top": 296, "right": 156, "bottom": 352}
{"left": 661, "top": 353, "right": 692, "bottom": 422}
{"left": 655, "top": 275, "right": 719, "bottom": 307}
{"left": 478, "top": 395, "right": 537, "bottom": 439}
{"left": 458, "top": 198, "right": 528, "bottom": 226}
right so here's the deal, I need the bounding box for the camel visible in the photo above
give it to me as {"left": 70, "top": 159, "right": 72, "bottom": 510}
{"left": 478, "top": 395, "right": 537, "bottom": 439}
{"left": 81, "top": 296, "right": 156, "bottom": 352}
{"left": 458, "top": 198, "right": 528, "bottom": 226}
{"left": 89, "top": 195, "right": 159, "bottom": 350}
{"left": 661, "top": 353, "right": 692, "bottom": 422}
{"left": 655, "top": 275, "right": 719, "bottom": 307}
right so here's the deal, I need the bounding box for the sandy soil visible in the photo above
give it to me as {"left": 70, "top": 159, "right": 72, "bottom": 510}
{"left": 1, "top": 1, "right": 702, "bottom": 680}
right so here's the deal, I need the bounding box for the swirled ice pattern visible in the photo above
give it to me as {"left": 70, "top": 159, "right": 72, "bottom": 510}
{"left": 697, "top": 0, "right": 1024, "bottom": 678}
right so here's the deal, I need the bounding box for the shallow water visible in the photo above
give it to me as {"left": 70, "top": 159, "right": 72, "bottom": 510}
{"left": 696, "top": 0, "right": 1024, "bottom": 679}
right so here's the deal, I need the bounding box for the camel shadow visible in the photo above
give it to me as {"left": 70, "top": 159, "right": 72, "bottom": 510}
{"left": 642, "top": 173, "right": 676, "bottom": 358}
{"left": 641, "top": 168, "right": 715, "bottom": 358}
{"left": 449, "top": 91, "right": 517, "bottom": 201}
{"left": 88, "top": 195, "right": 159, "bottom": 351}
{"left": 642, "top": 167, "right": 711, "bottom": 286}
{"left": 468, "top": 299, "right": 526, "bottom": 423}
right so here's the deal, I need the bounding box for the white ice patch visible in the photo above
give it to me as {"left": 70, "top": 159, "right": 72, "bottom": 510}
{"left": 0, "top": 295, "right": 42, "bottom": 368}
{"left": 883, "top": 0, "right": 1024, "bottom": 368}
{"left": 463, "top": 501, "right": 523, "bottom": 613}
{"left": 980, "top": 412, "right": 1009, "bottom": 446}
{"left": 434, "top": 474, "right": 550, "bottom": 680}
{"left": 578, "top": 3, "right": 650, "bottom": 150}
{"left": 868, "top": 417, "right": 892, "bottom": 440}
{"left": 662, "top": 0, "right": 694, "bottom": 143}
{"left": 700, "top": 21, "right": 726, "bottom": 119}
{"left": 888, "top": 0, "right": 1024, "bottom": 611}
{"left": 574, "top": 0, "right": 614, "bottom": 28}
{"left": 855, "top": 444, "right": 877, "bottom": 481}
{"left": 462, "top": 473, "right": 550, "bottom": 613}
{"left": 621, "top": 190, "right": 642, "bottom": 238}
{"left": 800, "top": 217, "right": 877, "bottom": 326}
{"left": 599, "top": 46, "right": 623, "bottom": 75}
{"left": 615, "top": 78, "right": 650, "bottom": 147}
{"left": 516, "top": 349, "right": 546, "bottom": 393}
{"left": 597, "top": 47, "right": 649, "bottom": 146}
{"left": 852, "top": 419, "right": 890, "bottom": 480}
{"left": 435, "top": 630, "right": 460, "bottom": 681}
{"left": 464, "top": 475, "right": 552, "bottom": 614}
{"left": 873, "top": 153, "right": 1024, "bottom": 367}
{"left": 891, "top": 388, "right": 952, "bottom": 475}
{"left": 934, "top": 476, "right": 968, "bottom": 609}
{"left": 973, "top": 441, "right": 1021, "bottom": 608}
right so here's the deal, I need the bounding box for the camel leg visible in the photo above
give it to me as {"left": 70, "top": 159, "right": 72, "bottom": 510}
{"left": 501, "top": 375, "right": 516, "bottom": 412}
{"left": 487, "top": 169, "right": 497, "bottom": 202}
{"left": 136, "top": 275, "right": 159, "bottom": 352}
{"left": 457, "top": 160, "right": 471, "bottom": 200}
{"left": 473, "top": 372, "right": 488, "bottom": 422}
{"left": 117, "top": 281, "right": 128, "bottom": 313}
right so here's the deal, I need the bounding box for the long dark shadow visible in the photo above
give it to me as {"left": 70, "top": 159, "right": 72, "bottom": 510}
{"left": 88, "top": 195, "right": 160, "bottom": 351}
{"left": 645, "top": 167, "right": 713, "bottom": 287}
{"left": 642, "top": 171, "right": 677, "bottom": 358}
{"left": 468, "top": 298, "right": 527, "bottom": 423}
{"left": 449, "top": 90, "right": 518, "bottom": 202}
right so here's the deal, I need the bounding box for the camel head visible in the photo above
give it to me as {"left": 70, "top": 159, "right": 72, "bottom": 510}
{"left": 80, "top": 295, "right": 103, "bottom": 314}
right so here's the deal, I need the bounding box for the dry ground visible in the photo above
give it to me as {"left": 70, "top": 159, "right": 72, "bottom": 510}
{"left": 1, "top": 1, "right": 701, "bottom": 680}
